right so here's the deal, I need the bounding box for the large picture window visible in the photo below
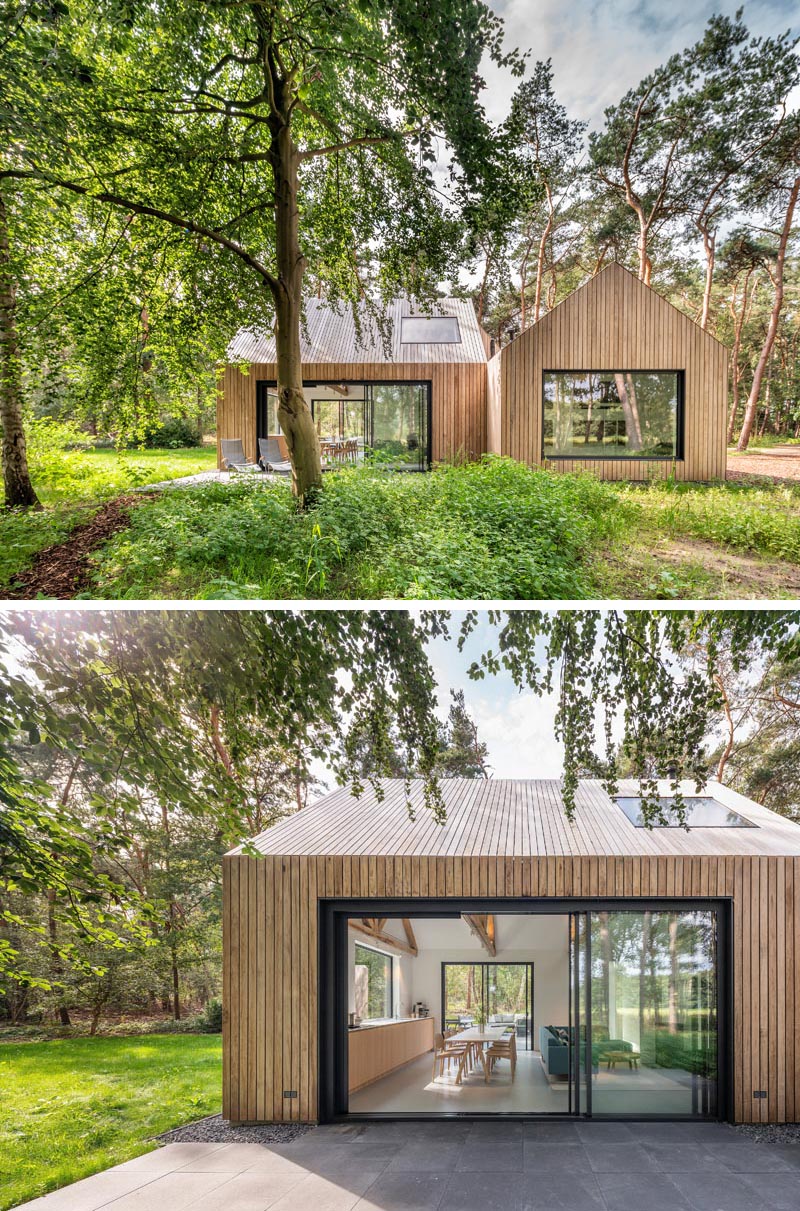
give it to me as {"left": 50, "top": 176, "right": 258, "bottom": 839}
{"left": 543, "top": 371, "right": 682, "bottom": 459}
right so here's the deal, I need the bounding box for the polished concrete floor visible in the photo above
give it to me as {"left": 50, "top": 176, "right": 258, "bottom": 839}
{"left": 348, "top": 1048, "right": 700, "bottom": 1117}
{"left": 15, "top": 1120, "right": 800, "bottom": 1211}
{"left": 349, "top": 1050, "right": 569, "bottom": 1114}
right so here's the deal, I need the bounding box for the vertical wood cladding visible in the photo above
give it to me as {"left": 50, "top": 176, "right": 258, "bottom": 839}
{"left": 217, "top": 361, "right": 488, "bottom": 467}
{"left": 487, "top": 263, "right": 728, "bottom": 482}
{"left": 223, "top": 853, "right": 797, "bottom": 1124}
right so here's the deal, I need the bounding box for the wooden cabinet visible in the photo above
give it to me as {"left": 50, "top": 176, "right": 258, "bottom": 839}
{"left": 348, "top": 1018, "right": 434, "bottom": 1093}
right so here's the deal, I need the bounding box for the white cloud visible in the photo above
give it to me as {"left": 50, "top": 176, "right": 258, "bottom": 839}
{"left": 482, "top": 0, "right": 797, "bottom": 129}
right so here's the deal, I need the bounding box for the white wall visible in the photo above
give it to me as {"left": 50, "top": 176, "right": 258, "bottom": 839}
{"left": 347, "top": 915, "right": 569, "bottom": 1046}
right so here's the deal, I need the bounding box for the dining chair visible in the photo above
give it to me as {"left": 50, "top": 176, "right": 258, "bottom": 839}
{"left": 486, "top": 1030, "right": 517, "bottom": 1081}
{"left": 432, "top": 1031, "right": 470, "bottom": 1081}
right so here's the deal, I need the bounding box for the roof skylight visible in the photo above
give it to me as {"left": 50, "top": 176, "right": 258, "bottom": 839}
{"left": 401, "top": 316, "right": 461, "bottom": 344}
{"left": 617, "top": 796, "right": 757, "bottom": 829}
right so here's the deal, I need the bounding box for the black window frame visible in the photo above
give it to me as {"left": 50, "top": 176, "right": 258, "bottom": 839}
{"left": 256, "top": 379, "right": 433, "bottom": 471}
{"left": 541, "top": 369, "right": 685, "bottom": 462}
{"left": 440, "top": 959, "right": 533, "bottom": 1050}
{"left": 318, "top": 897, "right": 731, "bottom": 1124}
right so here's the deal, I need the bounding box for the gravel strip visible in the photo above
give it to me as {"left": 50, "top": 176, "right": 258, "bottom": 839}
{"left": 734, "top": 1122, "right": 800, "bottom": 1144}
{"left": 156, "top": 1113, "right": 314, "bottom": 1145}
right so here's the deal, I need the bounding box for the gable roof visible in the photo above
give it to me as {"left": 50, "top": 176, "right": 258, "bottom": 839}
{"left": 233, "top": 779, "right": 800, "bottom": 860}
{"left": 228, "top": 296, "right": 488, "bottom": 365}
{"left": 510, "top": 261, "right": 728, "bottom": 354}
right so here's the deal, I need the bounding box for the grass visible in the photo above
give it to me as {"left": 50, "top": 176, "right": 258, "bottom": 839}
{"left": 728, "top": 434, "right": 800, "bottom": 451}
{"left": 88, "top": 457, "right": 623, "bottom": 600}
{"left": 593, "top": 477, "right": 800, "bottom": 598}
{"left": 0, "top": 1034, "right": 221, "bottom": 1210}
{"left": 0, "top": 446, "right": 216, "bottom": 590}
{"left": 4, "top": 449, "right": 799, "bottom": 600}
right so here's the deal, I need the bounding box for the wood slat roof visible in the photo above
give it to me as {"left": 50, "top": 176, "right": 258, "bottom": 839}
{"left": 233, "top": 779, "right": 800, "bottom": 859}
{"left": 227, "top": 297, "right": 488, "bottom": 365}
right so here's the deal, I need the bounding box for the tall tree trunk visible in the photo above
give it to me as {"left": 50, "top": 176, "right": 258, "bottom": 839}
{"left": 47, "top": 890, "right": 71, "bottom": 1026}
{"left": 726, "top": 273, "right": 754, "bottom": 444}
{"left": 637, "top": 218, "right": 652, "bottom": 285}
{"left": 737, "top": 175, "right": 800, "bottom": 451}
{"left": 699, "top": 228, "right": 716, "bottom": 332}
{"left": 170, "top": 933, "right": 181, "bottom": 1021}
{"left": 0, "top": 182, "right": 40, "bottom": 510}
{"left": 269, "top": 95, "right": 321, "bottom": 506}
{"left": 614, "top": 373, "right": 643, "bottom": 451}
{"left": 534, "top": 191, "right": 554, "bottom": 322}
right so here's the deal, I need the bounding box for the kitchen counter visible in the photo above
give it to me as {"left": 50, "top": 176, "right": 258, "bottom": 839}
{"left": 348, "top": 1015, "right": 435, "bottom": 1092}
{"left": 350, "top": 1016, "right": 425, "bottom": 1030}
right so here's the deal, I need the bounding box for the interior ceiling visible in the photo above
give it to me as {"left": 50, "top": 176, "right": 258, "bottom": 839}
{"left": 351, "top": 914, "right": 569, "bottom": 952}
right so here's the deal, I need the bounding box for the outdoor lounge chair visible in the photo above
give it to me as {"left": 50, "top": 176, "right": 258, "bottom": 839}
{"left": 220, "top": 439, "right": 262, "bottom": 473}
{"left": 258, "top": 437, "right": 293, "bottom": 475}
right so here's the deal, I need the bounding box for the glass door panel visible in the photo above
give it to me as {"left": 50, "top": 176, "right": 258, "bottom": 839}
{"left": 589, "top": 910, "right": 718, "bottom": 1117}
{"left": 442, "top": 962, "right": 485, "bottom": 1032}
{"left": 312, "top": 399, "right": 340, "bottom": 441}
{"left": 368, "top": 383, "right": 428, "bottom": 469}
{"left": 486, "top": 963, "right": 532, "bottom": 1051}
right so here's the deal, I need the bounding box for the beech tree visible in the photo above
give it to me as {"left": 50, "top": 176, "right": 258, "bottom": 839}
{"left": 7, "top": 0, "right": 522, "bottom": 504}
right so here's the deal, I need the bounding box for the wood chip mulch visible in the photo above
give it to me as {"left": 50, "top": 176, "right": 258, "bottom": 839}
{"left": 727, "top": 447, "right": 800, "bottom": 486}
{"left": 6, "top": 495, "right": 147, "bottom": 601}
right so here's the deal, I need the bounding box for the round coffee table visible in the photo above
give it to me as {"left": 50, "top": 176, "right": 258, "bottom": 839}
{"left": 603, "top": 1050, "right": 640, "bottom": 1070}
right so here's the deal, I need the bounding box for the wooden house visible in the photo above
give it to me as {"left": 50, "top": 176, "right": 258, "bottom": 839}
{"left": 218, "top": 297, "right": 489, "bottom": 470}
{"left": 217, "top": 265, "right": 729, "bottom": 481}
{"left": 486, "top": 263, "right": 728, "bottom": 480}
{"left": 223, "top": 778, "right": 800, "bottom": 1125}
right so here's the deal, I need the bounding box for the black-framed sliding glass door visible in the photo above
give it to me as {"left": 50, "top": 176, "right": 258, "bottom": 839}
{"left": 441, "top": 962, "right": 533, "bottom": 1051}
{"left": 256, "top": 381, "right": 431, "bottom": 469}
{"left": 569, "top": 908, "right": 719, "bottom": 1118}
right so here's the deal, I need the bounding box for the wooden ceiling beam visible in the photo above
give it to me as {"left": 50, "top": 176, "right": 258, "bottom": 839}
{"left": 349, "top": 919, "right": 417, "bottom": 956}
{"left": 401, "top": 918, "right": 418, "bottom": 955}
{"left": 462, "top": 913, "right": 496, "bottom": 956}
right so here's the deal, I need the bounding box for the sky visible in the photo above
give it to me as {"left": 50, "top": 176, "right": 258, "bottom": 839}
{"left": 424, "top": 614, "right": 568, "bottom": 779}
{"left": 482, "top": 0, "right": 798, "bottom": 129}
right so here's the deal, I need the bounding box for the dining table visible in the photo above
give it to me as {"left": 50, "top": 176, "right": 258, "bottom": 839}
{"left": 447, "top": 1024, "right": 510, "bottom": 1084}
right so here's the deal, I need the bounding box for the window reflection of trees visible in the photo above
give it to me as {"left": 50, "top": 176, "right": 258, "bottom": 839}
{"left": 543, "top": 372, "right": 679, "bottom": 457}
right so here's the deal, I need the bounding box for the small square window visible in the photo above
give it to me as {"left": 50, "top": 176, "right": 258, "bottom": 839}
{"left": 616, "top": 796, "right": 757, "bottom": 828}
{"left": 401, "top": 316, "right": 461, "bottom": 344}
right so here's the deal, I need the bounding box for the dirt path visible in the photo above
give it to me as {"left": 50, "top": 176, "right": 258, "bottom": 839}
{"left": 6, "top": 495, "right": 146, "bottom": 600}
{"left": 727, "top": 445, "right": 800, "bottom": 485}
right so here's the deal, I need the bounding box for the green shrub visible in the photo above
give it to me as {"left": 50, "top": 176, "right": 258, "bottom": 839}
{"left": 90, "top": 456, "right": 623, "bottom": 599}
{"left": 198, "top": 998, "right": 223, "bottom": 1033}
{"left": 142, "top": 418, "right": 202, "bottom": 449}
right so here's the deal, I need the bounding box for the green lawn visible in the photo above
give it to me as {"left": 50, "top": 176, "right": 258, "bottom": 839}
{"left": 0, "top": 1035, "right": 221, "bottom": 1210}
{"left": 0, "top": 446, "right": 216, "bottom": 590}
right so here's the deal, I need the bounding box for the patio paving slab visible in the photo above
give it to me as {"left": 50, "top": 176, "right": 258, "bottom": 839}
{"left": 595, "top": 1173, "right": 693, "bottom": 1211}
{"left": 354, "top": 1171, "right": 450, "bottom": 1211}
{"left": 13, "top": 1120, "right": 800, "bottom": 1211}
{"left": 669, "top": 1169, "right": 771, "bottom": 1211}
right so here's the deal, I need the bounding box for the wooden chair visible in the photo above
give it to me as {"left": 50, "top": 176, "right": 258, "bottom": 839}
{"left": 486, "top": 1031, "right": 517, "bottom": 1081}
{"left": 432, "top": 1031, "right": 470, "bottom": 1081}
